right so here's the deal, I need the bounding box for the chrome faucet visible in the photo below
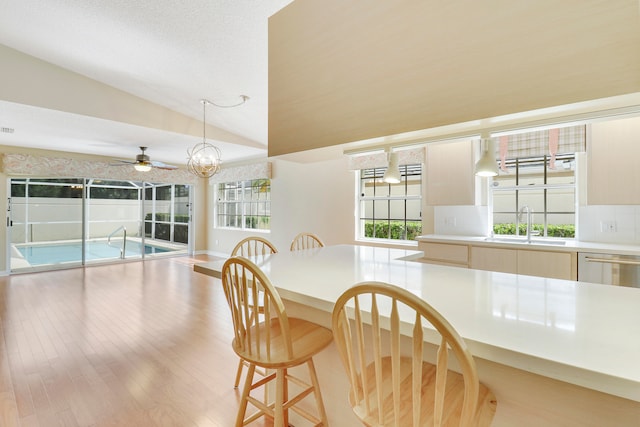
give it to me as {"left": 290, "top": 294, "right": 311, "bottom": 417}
{"left": 518, "top": 206, "right": 537, "bottom": 243}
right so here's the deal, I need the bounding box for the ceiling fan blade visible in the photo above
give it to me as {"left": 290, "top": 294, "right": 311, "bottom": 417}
{"left": 150, "top": 161, "right": 178, "bottom": 170}
{"left": 110, "top": 160, "right": 136, "bottom": 166}
{"left": 109, "top": 149, "right": 177, "bottom": 171}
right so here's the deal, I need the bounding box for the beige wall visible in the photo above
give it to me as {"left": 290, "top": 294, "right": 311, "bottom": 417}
{"left": 269, "top": 0, "right": 640, "bottom": 156}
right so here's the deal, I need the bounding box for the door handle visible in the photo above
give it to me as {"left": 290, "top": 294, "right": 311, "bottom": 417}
{"left": 584, "top": 256, "right": 640, "bottom": 266}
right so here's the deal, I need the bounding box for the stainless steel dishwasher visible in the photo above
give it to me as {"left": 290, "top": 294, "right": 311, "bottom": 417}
{"left": 578, "top": 252, "right": 640, "bottom": 287}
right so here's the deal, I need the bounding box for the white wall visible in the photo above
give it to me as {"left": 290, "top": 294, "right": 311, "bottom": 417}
{"left": 270, "top": 157, "right": 355, "bottom": 251}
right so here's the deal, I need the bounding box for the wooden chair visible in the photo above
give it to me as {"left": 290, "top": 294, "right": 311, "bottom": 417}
{"left": 221, "top": 256, "right": 333, "bottom": 426}
{"left": 331, "top": 282, "right": 497, "bottom": 427}
{"left": 230, "top": 236, "right": 278, "bottom": 388}
{"left": 290, "top": 232, "right": 324, "bottom": 251}
{"left": 232, "top": 236, "right": 278, "bottom": 257}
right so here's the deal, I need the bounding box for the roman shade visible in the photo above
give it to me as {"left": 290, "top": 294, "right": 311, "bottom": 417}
{"left": 495, "top": 125, "right": 586, "bottom": 170}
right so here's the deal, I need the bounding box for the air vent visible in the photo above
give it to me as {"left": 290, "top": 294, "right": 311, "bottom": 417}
{"left": 1, "top": 127, "right": 15, "bottom": 134}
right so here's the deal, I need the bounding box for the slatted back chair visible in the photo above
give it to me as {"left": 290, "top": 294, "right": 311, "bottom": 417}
{"left": 331, "top": 282, "right": 497, "bottom": 427}
{"left": 221, "top": 256, "right": 333, "bottom": 427}
{"left": 290, "top": 232, "right": 324, "bottom": 251}
{"left": 229, "top": 236, "right": 277, "bottom": 389}
{"left": 232, "top": 236, "right": 278, "bottom": 257}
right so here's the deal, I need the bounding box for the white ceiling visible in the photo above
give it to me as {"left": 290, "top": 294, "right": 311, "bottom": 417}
{"left": 0, "top": 0, "right": 294, "bottom": 166}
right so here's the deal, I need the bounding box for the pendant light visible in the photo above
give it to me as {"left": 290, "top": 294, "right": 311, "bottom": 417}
{"left": 475, "top": 138, "right": 499, "bottom": 177}
{"left": 383, "top": 149, "right": 401, "bottom": 184}
{"left": 187, "top": 96, "right": 249, "bottom": 178}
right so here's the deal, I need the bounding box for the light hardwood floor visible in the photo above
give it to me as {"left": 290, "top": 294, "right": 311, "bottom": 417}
{"left": 0, "top": 255, "right": 275, "bottom": 427}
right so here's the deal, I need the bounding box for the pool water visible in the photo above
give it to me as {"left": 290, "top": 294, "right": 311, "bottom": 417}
{"left": 17, "top": 241, "right": 172, "bottom": 265}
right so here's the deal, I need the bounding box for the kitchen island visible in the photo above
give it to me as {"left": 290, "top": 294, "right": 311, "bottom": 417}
{"left": 195, "top": 244, "right": 640, "bottom": 426}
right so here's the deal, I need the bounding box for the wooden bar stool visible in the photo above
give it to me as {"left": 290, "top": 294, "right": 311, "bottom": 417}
{"left": 221, "top": 256, "right": 333, "bottom": 426}
{"left": 230, "top": 236, "right": 278, "bottom": 389}
{"left": 290, "top": 232, "right": 324, "bottom": 251}
{"left": 332, "top": 281, "right": 497, "bottom": 426}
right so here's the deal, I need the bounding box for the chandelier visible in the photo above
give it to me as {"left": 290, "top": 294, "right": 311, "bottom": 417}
{"left": 187, "top": 96, "right": 249, "bottom": 178}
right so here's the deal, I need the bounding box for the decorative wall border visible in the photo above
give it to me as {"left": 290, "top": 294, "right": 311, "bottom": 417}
{"left": 208, "top": 161, "right": 272, "bottom": 184}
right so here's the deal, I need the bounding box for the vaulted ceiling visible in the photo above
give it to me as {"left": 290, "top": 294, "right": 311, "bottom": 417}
{"left": 0, "top": 0, "right": 293, "bottom": 166}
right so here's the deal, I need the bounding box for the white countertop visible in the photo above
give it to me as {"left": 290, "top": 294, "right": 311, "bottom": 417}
{"left": 195, "top": 244, "right": 640, "bottom": 402}
{"left": 417, "top": 234, "right": 640, "bottom": 255}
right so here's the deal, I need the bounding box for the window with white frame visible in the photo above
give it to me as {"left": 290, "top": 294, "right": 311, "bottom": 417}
{"left": 490, "top": 126, "right": 585, "bottom": 239}
{"left": 358, "top": 164, "right": 422, "bottom": 241}
{"left": 217, "top": 179, "right": 271, "bottom": 230}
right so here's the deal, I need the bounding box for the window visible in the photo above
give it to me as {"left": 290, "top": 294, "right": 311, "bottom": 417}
{"left": 491, "top": 153, "right": 576, "bottom": 238}
{"left": 217, "top": 179, "right": 271, "bottom": 230}
{"left": 358, "top": 164, "right": 422, "bottom": 242}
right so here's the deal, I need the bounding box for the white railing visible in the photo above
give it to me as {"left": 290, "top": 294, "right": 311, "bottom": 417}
{"left": 107, "top": 226, "right": 127, "bottom": 259}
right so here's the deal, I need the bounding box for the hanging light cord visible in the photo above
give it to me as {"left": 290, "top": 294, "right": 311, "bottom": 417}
{"left": 201, "top": 99, "right": 208, "bottom": 142}
{"left": 187, "top": 95, "right": 248, "bottom": 178}
{"left": 204, "top": 95, "right": 249, "bottom": 109}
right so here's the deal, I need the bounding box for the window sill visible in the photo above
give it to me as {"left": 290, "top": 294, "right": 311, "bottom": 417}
{"left": 214, "top": 227, "right": 271, "bottom": 234}
{"left": 356, "top": 237, "right": 419, "bottom": 248}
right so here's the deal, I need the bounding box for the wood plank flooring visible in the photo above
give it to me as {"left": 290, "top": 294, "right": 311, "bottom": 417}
{"left": 0, "top": 255, "right": 274, "bottom": 427}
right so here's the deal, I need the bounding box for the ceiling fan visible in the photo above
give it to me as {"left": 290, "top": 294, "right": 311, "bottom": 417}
{"left": 111, "top": 146, "right": 177, "bottom": 172}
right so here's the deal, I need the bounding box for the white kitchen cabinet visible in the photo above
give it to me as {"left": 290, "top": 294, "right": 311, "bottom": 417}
{"left": 470, "top": 246, "right": 518, "bottom": 274}
{"left": 418, "top": 241, "right": 469, "bottom": 267}
{"left": 470, "top": 245, "right": 577, "bottom": 280}
{"left": 418, "top": 238, "right": 578, "bottom": 280}
{"left": 426, "top": 140, "right": 475, "bottom": 206}
{"left": 517, "top": 249, "right": 577, "bottom": 280}
{"left": 587, "top": 116, "right": 640, "bottom": 205}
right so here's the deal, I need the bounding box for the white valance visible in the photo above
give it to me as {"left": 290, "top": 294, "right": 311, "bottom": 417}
{"left": 2, "top": 153, "right": 198, "bottom": 184}
{"left": 347, "top": 147, "right": 425, "bottom": 170}
{"left": 208, "top": 161, "right": 272, "bottom": 184}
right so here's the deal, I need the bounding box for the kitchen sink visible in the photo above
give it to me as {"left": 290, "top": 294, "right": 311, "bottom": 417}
{"left": 484, "top": 237, "right": 567, "bottom": 246}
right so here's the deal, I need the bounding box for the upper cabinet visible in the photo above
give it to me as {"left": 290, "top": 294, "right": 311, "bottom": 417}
{"left": 588, "top": 116, "right": 640, "bottom": 205}
{"left": 426, "top": 140, "right": 475, "bottom": 206}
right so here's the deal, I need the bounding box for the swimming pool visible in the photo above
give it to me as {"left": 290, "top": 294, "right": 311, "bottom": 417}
{"left": 15, "top": 240, "right": 175, "bottom": 266}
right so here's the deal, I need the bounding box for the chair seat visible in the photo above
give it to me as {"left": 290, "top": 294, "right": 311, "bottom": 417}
{"left": 351, "top": 357, "right": 497, "bottom": 427}
{"left": 233, "top": 317, "right": 334, "bottom": 369}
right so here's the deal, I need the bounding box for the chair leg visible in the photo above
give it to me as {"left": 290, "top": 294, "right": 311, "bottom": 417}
{"left": 234, "top": 358, "right": 245, "bottom": 388}
{"left": 307, "top": 359, "right": 328, "bottom": 426}
{"left": 274, "top": 368, "right": 285, "bottom": 427}
{"left": 236, "top": 363, "right": 256, "bottom": 427}
{"left": 236, "top": 358, "right": 271, "bottom": 409}
{"left": 283, "top": 368, "right": 289, "bottom": 427}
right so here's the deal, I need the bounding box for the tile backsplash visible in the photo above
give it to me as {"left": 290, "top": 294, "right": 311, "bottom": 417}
{"left": 433, "top": 206, "right": 489, "bottom": 236}
{"left": 578, "top": 205, "right": 640, "bottom": 244}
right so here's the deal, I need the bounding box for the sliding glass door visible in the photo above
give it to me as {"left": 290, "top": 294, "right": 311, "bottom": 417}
{"left": 85, "top": 179, "right": 144, "bottom": 264}
{"left": 10, "top": 178, "right": 85, "bottom": 270}
{"left": 9, "top": 178, "right": 191, "bottom": 273}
